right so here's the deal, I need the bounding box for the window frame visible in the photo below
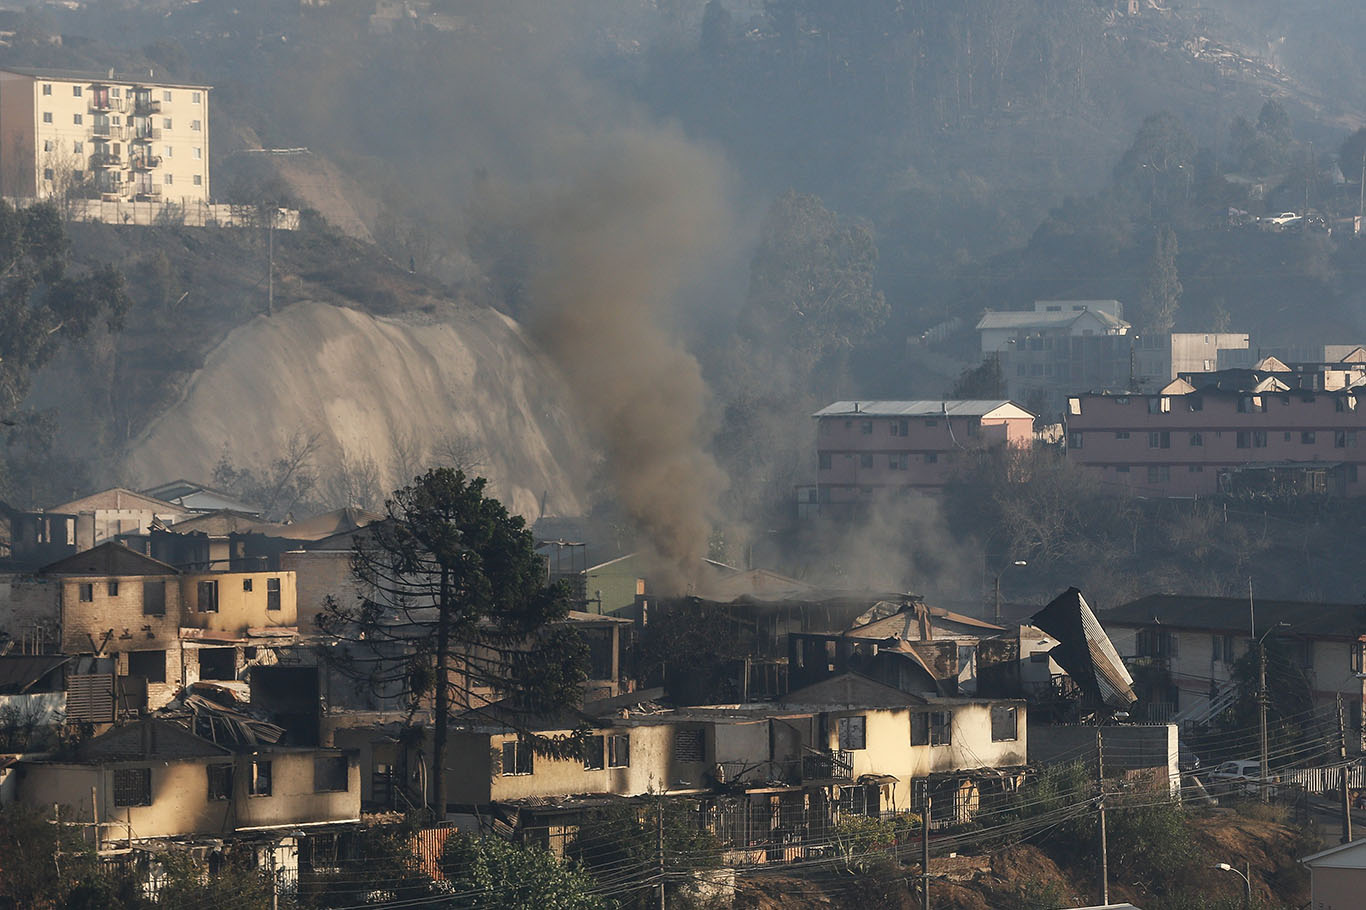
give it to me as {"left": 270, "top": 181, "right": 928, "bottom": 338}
{"left": 607, "top": 733, "right": 630, "bottom": 768}
{"left": 837, "top": 715, "right": 867, "bottom": 751}
{"left": 250, "top": 759, "right": 272, "bottom": 797}
{"left": 207, "top": 763, "right": 234, "bottom": 801}
{"left": 113, "top": 767, "right": 152, "bottom": 807}
{"left": 500, "top": 740, "right": 533, "bottom": 776}
{"left": 990, "top": 705, "right": 1018, "bottom": 742}
{"left": 313, "top": 755, "right": 349, "bottom": 793}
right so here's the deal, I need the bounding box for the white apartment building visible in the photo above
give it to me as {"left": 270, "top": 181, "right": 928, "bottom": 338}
{"left": 0, "top": 67, "right": 209, "bottom": 204}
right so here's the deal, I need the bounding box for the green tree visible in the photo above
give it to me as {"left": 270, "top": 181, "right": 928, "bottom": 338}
{"left": 317, "top": 468, "right": 587, "bottom": 818}
{"left": 1114, "top": 113, "right": 1196, "bottom": 213}
{"left": 1135, "top": 225, "right": 1182, "bottom": 333}
{"left": 950, "top": 356, "right": 1005, "bottom": 399}
{"left": 0, "top": 804, "right": 101, "bottom": 909}
{"left": 441, "top": 834, "right": 606, "bottom": 910}
{"left": 742, "top": 190, "right": 887, "bottom": 381}
{"left": 0, "top": 201, "right": 130, "bottom": 417}
{"left": 568, "top": 800, "right": 721, "bottom": 908}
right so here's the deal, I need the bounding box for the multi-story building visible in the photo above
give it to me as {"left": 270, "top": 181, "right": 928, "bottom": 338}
{"left": 808, "top": 400, "right": 1035, "bottom": 514}
{"left": 977, "top": 300, "right": 1130, "bottom": 355}
{"left": 0, "top": 66, "right": 210, "bottom": 204}
{"left": 998, "top": 329, "right": 1251, "bottom": 418}
{"left": 1065, "top": 366, "right": 1366, "bottom": 497}
{"left": 1102, "top": 594, "right": 1366, "bottom": 741}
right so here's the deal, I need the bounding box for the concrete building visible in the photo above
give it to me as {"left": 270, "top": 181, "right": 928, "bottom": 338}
{"left": 0, "top": 542, "right": 300, "bottom": 712}
{"left": 0, "top": 67, "right": 210, "bottom": 204}
{"left": 13, "top": 713, "right": 358, "bottom": 845}
{"left": 1101, "top": 594, "right": 1366, "bottom": 738}
{"left": 810, "top": 400, "right": 1035, "bottom": 513}
{"left": 977, "top": 300, "right": 1130, "bottom": 355}
{"left": 1065, "top": 374, "right": 1366, "bottom": 497}
{"left": 999, "top": 331, "right": 1251, "bottom": 418}
{"left": 48, "top": 487, "right": 188, "bottom": 552}
{"left": 1301, "top": 839, "right": 1366, "bottom": 910}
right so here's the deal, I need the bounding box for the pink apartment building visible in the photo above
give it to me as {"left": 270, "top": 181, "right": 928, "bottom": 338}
{"left": 808, "top": 400, "right": 1036, "bottom": 513}
{"left": 1066, "top": 378, "right": 1366, "bottom": 497}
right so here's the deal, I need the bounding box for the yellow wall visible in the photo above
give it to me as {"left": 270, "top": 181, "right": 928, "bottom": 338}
{"left": 19, "top": 751, "right": 358, "bottom": 841}
{"left": 180, "top": 571, "right": 297, "bottom": 635}
{"left": 60, "top": 575, "right": 182, "bottom": 653}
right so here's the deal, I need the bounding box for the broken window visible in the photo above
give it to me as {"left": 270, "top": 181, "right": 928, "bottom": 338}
{"left": 607, "top": 733, "right": 630, "bottom": 768}
{"left": 197, "top": 580, "right": 218, "bottom": 613}
{"left": 837, "top": 715, "right": 866, "bottom": 751}
{"left": 266, "top": 578, "right": 281, "bottom": 611}
{"left": 911, "top": 711, "right": 952, "bottom": 746}
{"left": 250, "top": 759, "right": 272, "bottom": 796}
{"left": 79, "top": 583, "right": 94, "bottom": 602}
{"left": 501, "top": 740, "right": 533, "bottom": 776}
{"left": 243, "top": 578, "right": 253, "bottom": 592}
{"left": 198, "top": 647, "right": 236, "bottom": 681}
{"left": 990, "top": 706, "right": 1018, "bottom": 742}
{"left": 127, "top": 650, "right": 166, "bottom": 684}
{"left": 113, "top": 767, "right": 152, "bottom": 807}
{"left": 582, "top": 735, "right": 605, "bottom": 770}
{"left": 207, "top": 763, "right": 233, "bottom": 801}
{"left": 143, "top": 580, "right": 166, "bottom": 615}
{"left": 314, "top": 756, "right": 349, "bottom": 792}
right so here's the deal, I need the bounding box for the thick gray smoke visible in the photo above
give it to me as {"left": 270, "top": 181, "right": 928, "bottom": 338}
{"left": 511, "top": 128, "right": 735, "bottom": 589}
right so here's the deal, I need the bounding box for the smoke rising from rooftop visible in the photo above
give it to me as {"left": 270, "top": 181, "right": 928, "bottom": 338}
{"left": 508, "top": 127, "right": 734, "bottom": 589}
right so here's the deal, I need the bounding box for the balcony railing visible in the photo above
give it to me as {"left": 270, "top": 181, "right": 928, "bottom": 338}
{"left": 89, "top": 152, "right": 122, "bottom": 169}
{"left": 133, "top": 185, "right": 162, "bottom": 199}
{"left": 92, "top": 124, "right": 125, "bottom": 140}
{"left": 801, "top": 749, "right": 853, "bottom": 781}
{"left": 129, "top": 154, "right": 162, "bottom": 170}
{"left": 89, "top": 98, "right": 125, "bottom": 114}
{"left": 129, "top": 128, "right": 162, "bottom": 142}
{"left": 132, "top": 98, "right": 161, "bottom": 116}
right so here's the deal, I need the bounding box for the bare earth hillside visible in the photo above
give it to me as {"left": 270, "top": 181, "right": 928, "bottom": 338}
{"left": 118, "top": 299, "right": 592, "bottom": 520}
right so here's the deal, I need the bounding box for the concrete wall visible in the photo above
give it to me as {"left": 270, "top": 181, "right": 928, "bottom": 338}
{"left": 180, "top": 571, "right": 297, "bottom": 635}
{"left": 1029, "top": 724, "right": 1178, "bottom": 792}
{"left": 282, "top": 550, "right": 358, "bottom": 633}
{"left": 816, "top": 413, "right": 1030, "bottom": 496}
{"left": 0, "top": 575, "right": 59, "bottom": 643}
{"left": 1067, "top": 389, "right": 1366, "bottom": 497}
{"left": 18, "top": 750, "right": 359, "bottom": 840}
{"left": 1312, "top": 865, "right": 1366, "bottom": 910}
{"left": 58, "top": 575, "right": 182, "bottom": 653}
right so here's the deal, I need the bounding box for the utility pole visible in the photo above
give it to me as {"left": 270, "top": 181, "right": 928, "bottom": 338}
{"left": 993, "top": 575, "right": 1001, "bottom": 624}
{"left": 921, "top": 794, "right": 932, "bottom": 910}
{"left": 1259, "top": 642, "right": 1270, "bottom": 803}
{"left": 1096, "top": 729, "right": 1108, "bottom": 907}
{"left": 1340, "top": 693, "right": 1354, "bottom": 843}
{"left": 657, "top": 795, "right": 665, "bottom": 910}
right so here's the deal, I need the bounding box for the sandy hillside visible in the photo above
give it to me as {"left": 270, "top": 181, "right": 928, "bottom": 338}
{"left": 119, "top": 299, "right": 593, "bottom": 519}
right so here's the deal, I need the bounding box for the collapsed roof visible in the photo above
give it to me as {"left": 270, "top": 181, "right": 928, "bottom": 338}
{"left": 1030, "top": 588, "right": 1136, "bottom": 710}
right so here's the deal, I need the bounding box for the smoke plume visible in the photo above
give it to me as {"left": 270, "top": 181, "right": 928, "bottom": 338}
{"left": 511, "top": 127, "right": 734, "bottom": 589}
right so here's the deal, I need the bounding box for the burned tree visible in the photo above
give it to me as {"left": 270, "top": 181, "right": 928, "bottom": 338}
{"left": 317, "top": 468, "right": 587, "bottom": 817}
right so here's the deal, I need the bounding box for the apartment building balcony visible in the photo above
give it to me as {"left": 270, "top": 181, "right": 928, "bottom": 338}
{"left": 92, "top": 123, "right": 125, "bottom": 140}
{"left": 88, "top": 151, "right": 122, "bottom": 169}
{"left": 129, "top": 128, "right": 162, "bottom": 143}
{"left": 801, "top": 749, "right": 854, "bottom": 781}
{"left": 132, "top": 98, "right": 161, "bottom": 116}
{"left": 88, "top": 97, "right": 125, "bottom": 114}
{"left": 130, "top": 153, "right": 162, "bottom": 170}
{"left": 133, "top": 185, "right": 162, "bottom": 200}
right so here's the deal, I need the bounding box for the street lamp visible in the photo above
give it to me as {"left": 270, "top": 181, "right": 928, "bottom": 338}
{"left": 993, "top": 560, "right": 1027, "bottom": 624}
{"left": 1214, "top": 862, "right": 1252, "bottom": 910}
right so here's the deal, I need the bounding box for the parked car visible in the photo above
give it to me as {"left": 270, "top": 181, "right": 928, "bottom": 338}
{"left": 1262, "top": 211, "right": 1302, "bottom": 229}
{"left": 1207, "top": 759, "right": 1279, "bottom": 798}
{"left": 1178, "top": 743, "right": 1201, "bottom": 773}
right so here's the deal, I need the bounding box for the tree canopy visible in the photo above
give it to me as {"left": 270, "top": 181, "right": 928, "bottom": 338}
{"left": 0, "top": 201, "right": 129, "bottom": 417}
{"left": 317, "top": 468, "right": 587, "bottom": 817}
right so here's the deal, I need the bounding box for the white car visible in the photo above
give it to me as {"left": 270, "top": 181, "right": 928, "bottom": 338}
{"left": 1207, "top": 759, "right": 1279, "bottom": 798}
{"left": 1264, "top": 212, "right": 1302, "bottom": 228}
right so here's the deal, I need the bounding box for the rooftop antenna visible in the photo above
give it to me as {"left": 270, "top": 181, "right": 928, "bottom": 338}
{"left": 107, "top": 68, "right": 114, "bottom": 79}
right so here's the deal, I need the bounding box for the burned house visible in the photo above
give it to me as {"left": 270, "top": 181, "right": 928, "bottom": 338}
{"left": 10, "top": 689, "right": 359, "bottom": 846}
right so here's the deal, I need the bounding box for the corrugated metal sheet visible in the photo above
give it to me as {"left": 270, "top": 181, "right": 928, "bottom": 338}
{"left": 1031, "top": 588, "right": 1136, "bottom": 709}
{"left": 66, "top": 673, "right": 116, "bottom": 723}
